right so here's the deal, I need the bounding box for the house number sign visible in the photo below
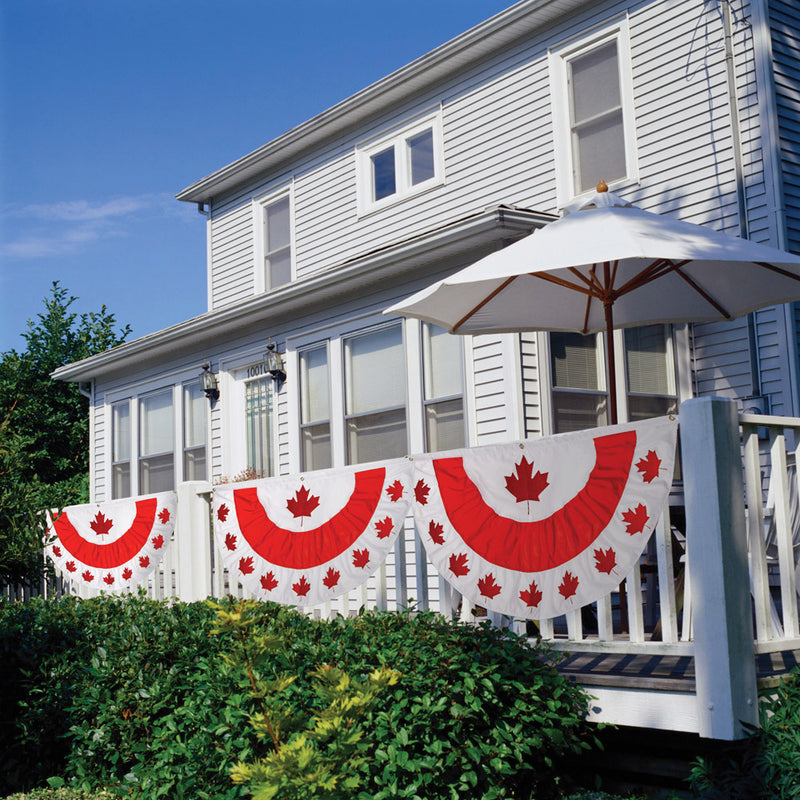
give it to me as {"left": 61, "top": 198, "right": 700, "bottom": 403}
{"left": 245, "top": 362, "right": 268, "bottom": 379}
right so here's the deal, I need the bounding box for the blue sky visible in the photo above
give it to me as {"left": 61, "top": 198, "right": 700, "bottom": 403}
{"left": 0, "top": 0, "right": 516, "bottom": 354}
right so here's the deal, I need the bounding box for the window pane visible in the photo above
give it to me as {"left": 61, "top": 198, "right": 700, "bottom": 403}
{"left": 570, "top": 41, "right": 620, "bottom": 125}
{"left": 265, "top": 196, "right": 290, "bottom": 251}
{"left": 627, "top": 394, "right": 677, "bottom": 421}
{"left": 425, "top": 398, "right": 465, "bottom": 452}
{"left": 112, "top": 463, "right": 130, "bottom": 499}
{"left": 140, "top": 389, "right": 173, "bottom": 456}
{"left": 408, "top": 128, "right": 435, "bottom": 185}
{"left": 112, "top": 400, "right": 130, "bottom": 462}
{"left": 267, "top": 247, "right": 292, "bottom": 290}
{"left": 301, "top": 423, "right": 331, "bottom": 471}
{"left": 551, "top": 332, "right": 603, "bottom": 390}
{"left": 625, "top": 325, "right": 674, "bottom": 395}
{"left": 139, "top": 453, "right": 174, "bottom": 494}
{"left": 300, "top": 346, "right": 329, "bottom": 424}
{"left": 183, "top": 384, "right": 206, "bottom": 449}
{"left": 345, "top": 326, "right": 406, "bottom": 414}
{"left": 245, "top": 378, "right": 275, "bottom": 478}
{"left": 574, "top": 110, "right": 626, "bottom": 193}
{"left": 423, "top": 324, "right": 463, "bottom": 400}
{"left": 347, "top": 408, "right": 407, "bottom": 464}
{"left": 183, "top": 446, "right": 207, "bottom": 481}
{"left": 372, "top": 146, "right": 396, "bottom": 201}
{"left": 552, "top": 391, "right": 608, "bottom": 433}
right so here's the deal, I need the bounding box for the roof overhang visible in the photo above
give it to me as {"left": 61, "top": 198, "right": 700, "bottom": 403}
{"left": 176, "top": 0, "right": 594, "bottom": 205}
{"left": 52, "top": 206, "right": 554, "bottom": 383}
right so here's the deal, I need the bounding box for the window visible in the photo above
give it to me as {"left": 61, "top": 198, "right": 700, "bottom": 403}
{"left": 422, "top": 323, "right": 465, "bottom": 451}
{"left": 139, "top": 388, "right": 174, "bottom": 493}
{"left": 255, "top": 191, "right": 293, "bottom": 293}
{"left": 183, "top": 383, "right": 207, "bottom": 481}
{"left": 245, "top": 377, "right": 276, "bottom": 477}
{"left": 551, "top": 22, "right": 636, "bottom": 202}
{"left": 357, "top": 112, "right": 444, "bottom": 213}
{"left": 625, "top": 325, "right": 677, "bottom": 420}
{"left": 111, "top": 400, "right": 131, "bottom": 499}
{"left": 550, "top": 332, "right": 608, "bottom": 433}
{"left": 299, "top": 345, "right": 332, "bottom": 471}
{"left": 344, "top": 325, "right": 407, "bottom": 464}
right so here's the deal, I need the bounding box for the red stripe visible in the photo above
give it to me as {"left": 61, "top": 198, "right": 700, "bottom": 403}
{"left": 233, "top": 468, "right": 386, "bottom": 569}
{"left": 433, "top": 431, "right": 636, "bottom": 571}
{"left": 53, "top": 498, "right": 159, "bottom": 568}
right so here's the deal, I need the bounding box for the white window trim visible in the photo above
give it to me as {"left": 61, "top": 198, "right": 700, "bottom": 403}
{"left": 252, "top": 183, "right": 295, "bottom": 295}
{"left": 355, "top": 109, "right": 445, "bottom": 216}
{"left": 549, "top": 18, "right": 638, "bottom": 210}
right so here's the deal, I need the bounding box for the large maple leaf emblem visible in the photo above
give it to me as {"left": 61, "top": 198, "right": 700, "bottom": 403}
{"left": 323, "top": 567, "right": 340, "bottom": 590}
{"left": 636, "top": 450, "right": 661, "bottom": 483}
{"left": 293, "top": 575, "right": 311, "bottom": 597}
{"left": 158, "top": 508, "right": 170, "bottom": 524}
{"left": 90, "top": 511, "right": 113, "bottom": 537}
{"left": 622, "top": 504, "right": 648, "bottom": 535}
{"left": 225, "top": 533, "right": 238, "bottom": 551}
{"left": 260, "top": 572, "right": 278, "bottom": 592}
{"left": 505, "top": 457, "right": 549, "bottom": 510}
{"left": 594, "top": 547, "right": 617, "bottom": 574}
{"left": 414, "top": 480, "right": 430, "bottom": 505}
{"left": 477, "top": 573, "right": 502, "bottom": 599}
{"left": 217, "top": 503, "right": 230, "bottom": 522}
{"left": 286, "top": 485, "right": 320, "bottom": 520}
{"left": 449, "top": 552, "right": 470, "bottom": 577}
{"left": 352, "top": 548, "right": 370, "bottom": 569}
{"left": 558, "top": 571, "right": 579, "bottom": 600}
{"left": 239, "top": 556, "right": 254, "bottom": 575}
{"left": 520, "top": 580, "right": 543, "bottom": 608}
{"left": 375, "top": 516, "right": 394, "bottom": 539}
{"left": 386, "top": 480, "right": 404, "bottom": 502}
{"left": 428, "top": 521, "right": 445, "bottom": 545}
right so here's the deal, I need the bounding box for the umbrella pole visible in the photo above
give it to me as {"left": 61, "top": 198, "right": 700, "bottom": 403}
{"left": 604, "top": 300, "right": 618, "bottom": 425}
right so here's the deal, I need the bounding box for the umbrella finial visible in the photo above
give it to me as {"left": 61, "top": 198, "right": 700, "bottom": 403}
{"left": 596, "top": 179, "right": 608, "bottom": 193}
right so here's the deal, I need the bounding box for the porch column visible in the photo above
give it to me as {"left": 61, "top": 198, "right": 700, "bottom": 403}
{"left": 175, "top": 481, "right": 213, "bottom": 602}
{"left": 679, "top": 397, "right": 758, "bottom": 739}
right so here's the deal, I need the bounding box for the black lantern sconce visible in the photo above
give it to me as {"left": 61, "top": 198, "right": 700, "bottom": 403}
{"left": 200, "top": 362, "right": 220, "bottom": 401}
{"left": 266, "top": 341, "right": 286, "bottom": 383}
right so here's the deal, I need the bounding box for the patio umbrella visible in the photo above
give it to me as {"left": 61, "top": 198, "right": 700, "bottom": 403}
{"left": 385, "top": 182, "right": 800, "bottom": 423}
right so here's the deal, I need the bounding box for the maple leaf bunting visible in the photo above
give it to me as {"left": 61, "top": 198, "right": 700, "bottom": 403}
{"left": 44, "top": 492, "right": 177, "bottom": 593}
{"left": 410, "top": 416, "right": 678, "bottom": 619}
{"left": 212, "top": 459, "right": 414, "bottom": 606}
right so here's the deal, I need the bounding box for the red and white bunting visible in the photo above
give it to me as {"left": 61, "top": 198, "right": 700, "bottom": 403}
{"left": 411, "top": 416, "right": 678, "bottom": 619}
{"left": 212, "top": 459, "right": 414, "bottom": 605}
{"left": 45, "top": 492, "right": 177, "bottom": 592}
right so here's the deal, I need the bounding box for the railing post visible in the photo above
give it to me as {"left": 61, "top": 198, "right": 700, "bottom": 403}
{"left": 679, "top": 397, "right": 758, "bottom": 739}
{"left": 175, "top": 481, "right": 213, "bottom": 603}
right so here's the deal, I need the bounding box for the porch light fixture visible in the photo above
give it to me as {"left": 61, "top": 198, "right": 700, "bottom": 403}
{"left": 266, "top": 341, "right": 286, "bottom": 382}
{"left": 200, "top": 362, "right": 220, "bottom": 401}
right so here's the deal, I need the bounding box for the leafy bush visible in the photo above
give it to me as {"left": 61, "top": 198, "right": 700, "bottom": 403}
{"left": 1, "top": 595, "right": 594, "bottom": 799}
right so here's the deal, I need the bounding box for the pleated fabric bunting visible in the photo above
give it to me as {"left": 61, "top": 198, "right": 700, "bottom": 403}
{"left": 45, "top": 492, "right": 177, "bottom": 592}
{"left": 411, "top": 416, "right": 678, "bottom": 619}
{"left": 212, "top": 458, "right": 414, "bottom": 605}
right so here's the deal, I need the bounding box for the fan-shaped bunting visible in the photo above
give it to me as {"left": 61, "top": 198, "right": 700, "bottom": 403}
{"left": 411, "top": 416, "right": 677, "bottom": 619}
{"left": 45, "top": 492, "right": 177, "bottom": 592}
{"left": 212, "top": 459, "right": 414, "bottom": 605}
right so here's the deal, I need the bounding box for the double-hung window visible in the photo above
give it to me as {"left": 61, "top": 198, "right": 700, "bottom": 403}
{"left": 255, "top": 190, "right": 293, "bottom": 293}
{"left": 111, "top": 399, "right": 131, "bottom": 499}
{"left": 139, "top": 388, "right": 175, "bottom": 493}
{"left": 182, "top": 383, "right": 207, "bottom": 481}
{"left": 422, "top": 323, "right": 465, "bottom": 451}
{"left": 357, "top": 112, "right": 444, "bottom": 214}
{"left": 551, "top": 22, "right": 637, "bottom": 202}
{"left": 299, "top": 345, "right": 332, "bottom": 471}
{"left": 624, "top": 325, "right": 678, "bottom": 420}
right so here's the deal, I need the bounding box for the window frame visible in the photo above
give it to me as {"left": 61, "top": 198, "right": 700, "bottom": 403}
{"left": 252, "top": 184, "right": 295, "bottom": 294}
{"left": 298, "top": 342, "right": 332, "bottom": 472}
{"left": 356, "top": 110, "right": 445, "bottom": 216}
{"left": 549, "top": 19, "right": 638, "bottom": 208}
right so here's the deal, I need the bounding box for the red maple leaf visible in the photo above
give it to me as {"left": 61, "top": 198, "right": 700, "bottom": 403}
{"left": 52, "top": 545, "right": 62, "bottom": 557}
{"left": 239, "top": 556, "right": 254, "bottom": 575}
{"left": 505, "top": 457, "right": 549, "bottom": 506}
{"left": 225, "top": 532, "right": 237, "bottom": 551}
{"left": 122, "top": 567, "right": 133, "bottom": 581}
{"left": 217, "top": 503, "right": 230, "bottom": 522}
{"left": 287, "top": 485, "right": 321, "bottom": 519}
{"left": 636, "top": 450, "right": 661, "bottom": 483}
{"left": 414, "top": 480, "right": 430, "bottom": 505}
{"left": 520, "top": 580, "right": 543, "bottom": 608}
{"left": 622, "top": 504, "right": 648, "bottom": 535}
{"left": 449, "top": 552, "right": 470, "bottom": 577}
{"left": 558, "top": 571, "right": 579, "bottom": 600}
{"left": 594, "top": 547, "right": 617, "bottom": 574}
{"left": 65, "top": 561, "right": 77, "bottom": 573}
{"left": 151, "top": 534, "right": 164, "bottom": 550}
{"left": 260, "top": 571, "right": 278, "bottom": 591}
{"left": 158, "top": 508, "right": 170, "bottom": 524}
{"left": 139, "top": 555, "right": 150, "bottom": 568}
{"left": 293, "top": 575, "right": 311, "bottom": 596}
{"left": 103, "top": 573, "right": 115, "bottom": 586}
{"left": 375, "top": 516, "right": 394, "bottom": 539}
{"left": 386, "top": 480, "right": 404, "bottom": 502}
{"left": 428, "top": 521, "right": 445, "bottom": 545}
{"left": 477, "top": 573, "right": 502, "bottom": 599}
{"left": 82, "top": 570, "right": 94, "bottom": 583}
{"left": 323, "top": 567, "right": 340, "bottom": 589}
{"left": 90, "top": 511, "right": 113, "bottom": 537}
{"left": 353, "top": 548, "right": 370, "bottom": 569}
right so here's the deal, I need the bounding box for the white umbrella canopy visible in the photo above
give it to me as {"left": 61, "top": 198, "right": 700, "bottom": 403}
{"left": 385, "top": 184, "right": 800, "bottom": 422}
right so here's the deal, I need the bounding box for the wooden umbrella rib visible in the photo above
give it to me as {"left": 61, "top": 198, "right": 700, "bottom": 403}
{"left": 531, "top": 271, "right": 597, "bottom": 297}
{"left": 672, "top": 265, "right": 732, "bottom": 318}
{"left": 756, "top": 262, "right": 800, "bottom": 282}
{"left": 453, "top": 276, "right": 517, "bottom": 331}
